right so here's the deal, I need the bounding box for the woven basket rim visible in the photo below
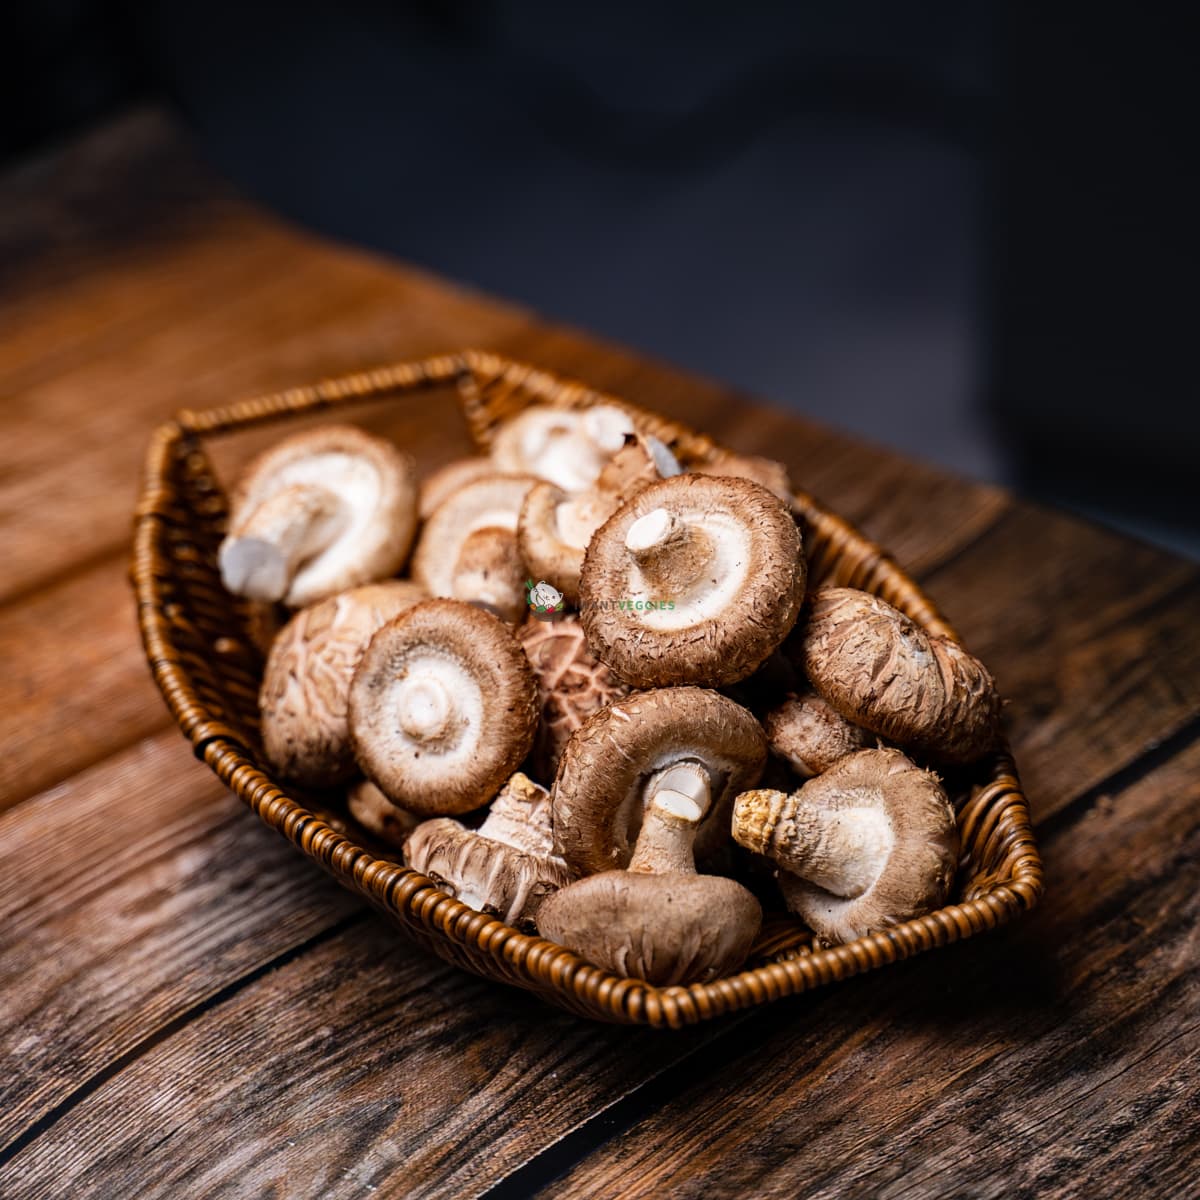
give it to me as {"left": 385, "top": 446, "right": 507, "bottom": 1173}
{"left": 131, "top": 349, "right": 1044, "bottom": 1027}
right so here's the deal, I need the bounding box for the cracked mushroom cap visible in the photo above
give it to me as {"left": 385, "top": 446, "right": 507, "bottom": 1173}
{"left": 348, "top": 599, "right": 539, "bottom": 815}
{"left": 764, "top": 690, "right": 872, "bottom": 779}
{"left": 411, "top": 473, "right": 537, "bottom": 623}
{"left": 418, "top": 456, "right": 496, "bottom": 520}
{"left": 403, "top": 773, "right": 576, "bottom": 930}
{"left": 219, "top": 425, "right": 417, "bottom": 607}
{"left": 491, "top": 404, "right": 636, "bottom": 493}
{"left": 579, "top": 473, "right": 806, "bottom": 687}
{"left": 732, "top": 747, "right": 959, "bottom": 944}
{"left": 537, "top": 788, "right": 762, "bottom": 985}
{"left": 552, "top": 686, "right": 767, "bottom": 875}
{"left": 346, "top": 778, "right": 421, "bottom": 849}
{"left": 517, "top": 614, "right": 631, "bottom": 780}
{"left": 798, "top": 587, "right": 1002, "bottom": 763}
{"left": 519, "top": 434, "right": 680, "bottom": 604}
{"left": 258, "top": 580, "right": 427, "bottom": 786}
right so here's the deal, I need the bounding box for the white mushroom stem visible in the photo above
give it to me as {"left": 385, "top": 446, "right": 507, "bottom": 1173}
{"left": 737, "top": 789, "right": 893, "bottom": 898}
{"left": 396, "top": 676, "right": 457, "bottom": 743}
{"left": 582, "top": 405, "right": 637, "bottom": 456}
{"left": 220, "top": 483, "right": 346, "bottom": 602}
{"left": 628, "top": 791, "right": 702, "bottom": 875}
{"left": 624, "top": 508, "right": 716, "bottom": 594}
{"left": 650, "top": 761, "right": 713, "bottom": 817}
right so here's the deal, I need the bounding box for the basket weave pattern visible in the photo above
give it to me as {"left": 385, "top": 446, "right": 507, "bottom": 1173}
{"left": 132, "top": 351, "right": 1044, "bottom": 1027}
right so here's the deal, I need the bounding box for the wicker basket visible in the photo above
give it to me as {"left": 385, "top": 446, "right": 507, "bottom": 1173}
{"left": 132, "top": 350, "right": 1044, "bottom": 1027}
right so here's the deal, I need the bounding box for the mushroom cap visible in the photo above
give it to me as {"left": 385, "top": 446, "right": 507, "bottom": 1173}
{"left": 418, "top": 456, "right": 496, "bottom": 521}
{"left": 491, "top": 404, "right": 636, "bottom": 493}
{"left": 517, "top": 614, "right": 631, "bottom": 780}
{"left": 536, "top": 870, "right": 761, "bottom": 985}
{"left": 552, "top": 687, "right": 767, "bottom": 875}
{"left": 348, "top": 599, "right": 539, "bottom": 815}
{"left": 798, "top": 587, "right": 1002, "bottom": 763}
{"left": 764, "top": 690, "right": 872, "bottom": 778}
{"left": 258, "top": 580, "right": 427, "bottom": 786}
{"left": 403, "top": 773, "right": 575, "bottom": 930}
{"left": 733, "top": 747, "right": 959, "bottom": 944}
{"left": 518, "top": 434, "right": 675, "bottom": 604}
{"left": 692, "top": 451, "right": 793, "bottom": 502}
{"left": 346, "top": 778, "right": 421, "bottom": 849}
{"left": 579, "top": 474, "right": 806, "bottom": 687}
{"left": 222, "top": 424, "right": 418, "bottom": 608}
{"left": 411, "top": 473, "right": 537, "bottom": 620}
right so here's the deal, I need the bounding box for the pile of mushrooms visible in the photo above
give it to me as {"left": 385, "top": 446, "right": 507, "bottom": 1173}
{"left": 227, "top": 404, "right": 1003, "bottom": 986}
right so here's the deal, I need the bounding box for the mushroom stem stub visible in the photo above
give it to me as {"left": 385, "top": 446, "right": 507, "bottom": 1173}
{"left": 628, "top": 794, "right": 703, "bottom": 875}
{"left": 221, "top": 482, "right": 345, "bottom": 602}
{"left": 624, "top": 508, "right": 716, "bottom": 594}
{"left": 396, "top": 676, "right": 456, "bottom": 742}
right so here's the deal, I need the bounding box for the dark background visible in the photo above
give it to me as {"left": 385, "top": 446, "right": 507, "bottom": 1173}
{"left": 5, "top": 2, "right": 1196, "bottom": 555}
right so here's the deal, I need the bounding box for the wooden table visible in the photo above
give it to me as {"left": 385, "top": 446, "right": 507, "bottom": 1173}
{"left": 2, "top": 109, "right": 1197, "bottom": 1200}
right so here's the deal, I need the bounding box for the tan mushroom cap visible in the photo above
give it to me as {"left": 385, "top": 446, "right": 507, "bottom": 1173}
{"left": 764, "top": 690, "right": 872, "bottom": 779}
{"left": 579, "top": 474, "right": 806, "bottom": 687}
{"left": 517, "top": 614, "right": 631, "bottom": 780}
{"left": 219, "top": 424, "right": 418, "bottom": 608}
{"left": 347, "top": 778, "right": 421, "bottom": 849}
{"left": 403, "top": 773, "right": 575, "bottom": 930}
{"left": 491, "top": 404, "right": 636, "bottom": 493}
{"left": 258, "top": 580, "right": 427, "bottom": 786}
{"left": 411, "top": 473, "right": 537, "bottom": 623}
{"left": 418, "top": 456, "right": 496, "bottom": 520}
{"left": 537, "top": 789, "right": 762, "bottom": 985}
{"left": 552, "top": 687, "right": 767, "bottom": 875}
{"left": 519, "top": 434, "right": 679, "bottom": 604}
{"left": 349, "top": 599, "right": 539, "bottom": 815}
{"left": 732, "top": 747, "right": 959, "bottom": 944}
{"left": 692, "top": 450, "right": 793, "bottom": 502}
{"left": 798, "top": 587, "right": 1002, "bottom": 763}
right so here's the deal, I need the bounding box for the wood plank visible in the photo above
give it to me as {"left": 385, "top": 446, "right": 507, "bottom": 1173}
{"left": 0, "top": 732, "right": 361, "bottom": 1153}
{"left": 533, "top": 738, "right": 1200, "bottom": 1200}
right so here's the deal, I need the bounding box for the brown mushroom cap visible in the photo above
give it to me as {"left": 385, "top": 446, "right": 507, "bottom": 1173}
{"left": 764, "top": 690, "right": 872, "bottom": 778}
{"left": 517, "top": 614, "right": 632, "bottom": 781}
{"left": 798, "top": 587, "right": 1001, "bottom": 763}
{"left": 537, "top": 790, "right": 761, "bottom": 984}
{"left": 418, "top": 456, "right": 496, "bottom": 520}
{"left": 692, "top": 450, "right": 793, "bottom": 502}
{"left": 411, "top": 473, "right": 536, "bottom": 622}
{"left": 519, "top": 434, "right": 678, "bottom": 604}
{"left": 579, "top": 474, "right": 806, "bottom": 687}
{"left": 258, "top": 580, "right": 427, "bottom": 786}
{"left": 349, "top": 599, "right": 539, "bottom": 815}
{"left": 220, "top": 425, "right": 418, "bottom": 607}
{"left": 403, "top": 773, "right": 575, "bottom": 930}
{"left": 732, "top": 747, "right": 959, "bottom": 944}
{"left": 346, "top": 778, "right": 421, "bottom": 849}
{"left": 491, "top": 404, "right": 636, "bottom": 492}
{"left": 552, "top": 686, "right": 767, "bottom": 875}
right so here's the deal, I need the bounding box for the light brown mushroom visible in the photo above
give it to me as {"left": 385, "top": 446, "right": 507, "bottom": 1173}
{"left": 411, "top": 473, "right": 537, "bottom": 623}
{"left": 732, "top": 747, "right": 959, "bottom": 944}
{"left": 349, "top": 599, "right": 539, "bottom": 815}
{"left": 418, "top": 456, "right": 495, "bottom": 520}
{"left": 692, "top": 450, "right": 793, "bottom": 502}
{"left": 537, "top": 784, "right": 762, "bottom": 984}
{"left": 258, "top": 580, "right": 427, "bottom": 786}
{"left": 491, "top": 404, "right": 636, "bottom": 492}
{"left": 403, "top": 773, "right": 575, "bottom": 930}
{"left": 346, "top": 779, "right": 421, "bottom": 848}
{"left": 579, "top": 474, "right": 806, "bottom": 687}
{"left": 517, "top": 614, "right": 631, "bottom": 780}
{"left": 552, "top": 687, "right": 767, "bottom": 876}
{"left": 798, "top": 587, "right": 1002, "bottom": 763}
{"left": 764, "top": 690, "right": 872, "bottom": 778}
{"left": 519, "top": 434, "right": 680, "bottom": 604}
{"left": 219, "top": 425, "right": 417, "bottom": 607}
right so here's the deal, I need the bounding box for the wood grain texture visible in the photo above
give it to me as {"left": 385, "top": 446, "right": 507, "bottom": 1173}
{"left": 538, "top": 739, "right": 1200, "bottom": 1200}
